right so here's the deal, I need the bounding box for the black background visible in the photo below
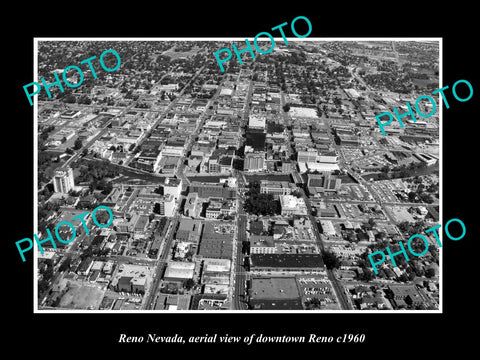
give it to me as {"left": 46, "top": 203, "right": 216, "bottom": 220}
{"left": 6, "top": 3, "right": 477, "bottom": 356}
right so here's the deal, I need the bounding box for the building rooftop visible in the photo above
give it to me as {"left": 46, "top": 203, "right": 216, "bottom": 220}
{"left": 250, "top": 277, "right": 300, "bottom": 300}
{"left": 250, "top": 299, "right": 304, "bottom": 310}
{"left": 279, "top": 195, "right": 307, "bottom": 210}
{"left": 250, "top": 254, "right": 325, "bottom": 269}
{"left": 250, "top": 235, "right": 275, "bottom": 248}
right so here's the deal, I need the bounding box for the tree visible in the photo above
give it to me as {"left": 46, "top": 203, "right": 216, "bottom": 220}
{"left": 185, "top": 248, "right": 195, "bottom": 260}
{"left": 244, "top": 181, "right": 280, "bottom": 216}
{"left": 183, "top": 278, "right": 195, "bottom": 290}
{"left": 305, "top": 298, "right": 322, "bottom": 310}
{"left": 282, "top": 103, "right": 291, "bottom": 112}
{"left": 63, "top": 94, "right": 76, "bottom": 103}
{"left": 425, "top": 268, "right": 436, "bottom": 278}
{"left": 42, "top": 265, "right": 54, "bottom": 282}
{"left": 367, "top": 218, "right": 377, "bottom": 229}
{"left": 38, "top": 280, "right": 50, "bottom": 294}
{"left": 93, "top": 208, "right": 111, "bottom": 226}
{"left": 59, "top": 257, "right": 72, "bottom": 272}
{"left": 73, "top": 138, "right": 83, "bottom": 150}
{"left": 323, "top": 251, "right": 341, "bottom": 270}
{"left": 359, "top": 268, "right": 374, "bottom": 281}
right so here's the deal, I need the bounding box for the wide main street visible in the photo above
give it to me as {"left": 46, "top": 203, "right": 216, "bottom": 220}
{"left": 298, "top": 187, "right": 353, "bottom": 310}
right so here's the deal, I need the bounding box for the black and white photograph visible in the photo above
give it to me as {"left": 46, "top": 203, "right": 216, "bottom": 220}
{"left": 5, "top": 5, "right": 477, "bottom": 355}
{"left": 32, "top": 39, "right": 442, "bottom": 313}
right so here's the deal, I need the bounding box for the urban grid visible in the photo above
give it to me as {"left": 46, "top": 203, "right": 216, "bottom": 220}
{"left": 36, "top": 40, "right": 440, "bottom": 311}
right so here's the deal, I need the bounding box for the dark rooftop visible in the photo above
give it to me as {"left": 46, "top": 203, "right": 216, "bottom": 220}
{"left": 250, "top": 254, "right": 325, "bottom": 269}
{"left": 250, "top": 299, "right": 303, "bottom": 310}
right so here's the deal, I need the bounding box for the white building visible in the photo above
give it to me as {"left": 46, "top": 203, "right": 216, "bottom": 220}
{"left": 53, "top": 167, "right": 75, "bottom": 193}
{"left": 248, "top": 115, "right": 266, "bottom": 129}
{"left": 203, "top": 258, "right": 231, "bottom": 273}
{"left": 164, "top": 261, "right": 195, "bottom": 281}
{"left": 279, "top": 195, "right": 308, "bottom": 216}
{"left": 320, "top": 220, "right": 336, "bottom": 236}
{"left": 163, "top": 177, "right": 182, "bottom": 200}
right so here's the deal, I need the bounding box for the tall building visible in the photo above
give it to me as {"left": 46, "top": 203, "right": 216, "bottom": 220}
{"left": 53, "top": 167, "right": 75, "bottom": 193}
{"left": 163, "top": 177, "right": 182, "bottom": 200}
{"left": 244, "top": 152, "right": 265, "bottom": 172}
{"left": 155, "top": 194, "right": 176, "bottom": 217}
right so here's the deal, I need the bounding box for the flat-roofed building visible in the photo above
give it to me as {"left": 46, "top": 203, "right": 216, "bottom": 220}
{"left": 388, "top": 284, "right": 424, "bottom": 308}
{"left": 279, "top": 195, "right": 308, "bottom": 216}
{"left": 249, "top": 277, "right": 303, "bottom": 310}
{"left": 163, "top": 261, "right": 195, "bottom": 281}
{"left": 154, "top": 194, "right": 176, "bottom": 217}
{"left": 318, "top": 151, "right": 338, "bottom": 164}
{"left": 133, "top": 214, "right": 149, "bottom": 234}
{"left": 260, "top": 180, "right": 294, "bottom": 199}
{"left": 198, "top": 221, "right": 234, "bottom": 259}
{"left": 203, "top": 258, "right": 231, "bottom": 273}
{"left": 248, "top": 115, "right": 266, "bottom": 129}
{"left": 176, "top": 219, "right": 203, "bottom": 243}
{"left": 250, "top": 254, "right": 325, "bottom": 274}
{"left": 189, "top": 182, "right": 236, "bottom": 199}
{"left": 281, "top": 160, "right": 293, "bottom": 173}
{"left": 319, "top": 220, "right": 336, "bottom": 236}
{"left": 250, "top": 235, "right": 276, "bottom": 254}
{"left": 307, "top": 172, "right": 342, "bottom": 194}
{"left": 163, "top": 177, "right": 182, "bottom": 200}
{"left": 244, "top": 152, "right": 265, "bottom": 172}
{"left": 297, "top": 149, "right": 318, "bottom": 163}
{"left": 111, "top": 264, "right": 149, "bottom": 293}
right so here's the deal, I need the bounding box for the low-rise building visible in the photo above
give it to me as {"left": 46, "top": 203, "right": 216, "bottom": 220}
{"left": 260, "top": 180, "right": 294, "bottom": 199}
{"left": 111, "top": 264, "right": 150, "bottom": 294}
{"left": 250, "top": 235, "right": 276, "bottom": 254}
{"left": 163, "top": 261, "right": 195, "bottom": 282}
{"left": 279, "top": 195, "right": 308, "bottom": 216}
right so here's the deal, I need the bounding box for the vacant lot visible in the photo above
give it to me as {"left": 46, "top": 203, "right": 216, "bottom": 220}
{"left": 59, "top": 282, "right": 106, "bottom": 310}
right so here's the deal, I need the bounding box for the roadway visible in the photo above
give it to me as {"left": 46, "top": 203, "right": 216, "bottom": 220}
{"left": 141, "top": 65, "right": 220, "bottom": 310}
{"left": 63, "top": 90, "right": 146, "bottom": 168}
{"left": 232, "top": 203, "right": 248, "bottom": 310}
{"left": 321, "top": 111, "right": 399, "bottom": 225}
{"left": 123, "top": 64, "right": 206, "bottom": 168}
{"left": 297, "top": 187, "right": 353, "bottom": 310}
{"left": 230, "top": 75, "right": 255, "bottom": 310}
{"left": 142, "top": 215, "right": 179, "bottom": 309}
{"left": 282, "top": 97, "right": 351, "bottom": 309}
